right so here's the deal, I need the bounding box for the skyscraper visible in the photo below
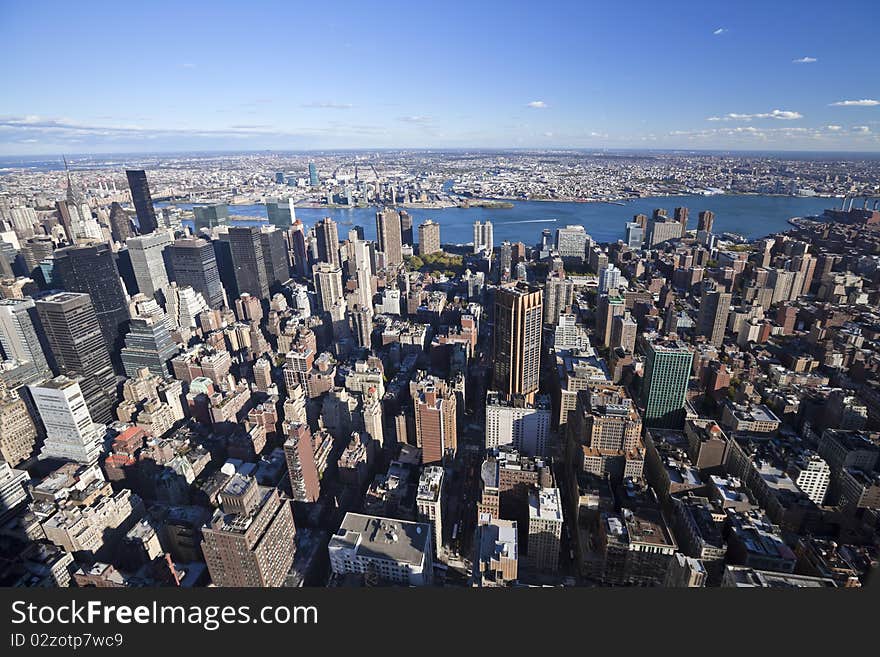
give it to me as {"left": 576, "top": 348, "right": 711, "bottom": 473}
{"left": 52, "top": 243, "right": 130, "bottom": 362}
{"left": 640, "top": 336, "right": 692, "bottom": 429}
{"left": 314, "top": 217, "right": 340, "bottom": 268}
{"left": 120, "top": 314, "right": 180, "bottom": 378}
{"left": 312, "top": 262, "right": 343, "bottom": 314}
{"left": 167, "top": 238, "right": 226, "bottom": 309}
{"left": 308, "top": 162, "right": 319, "bottom": 187}
{"left": 399, "top": 210, "right": 414, "bottom": 246}
{"left": 0, "top": 298, "right": 51, "bottom": 384}
{"left": 376, "top": 208, "right": 403, "bottom": 268}
{"left": 125, "top": 169, "right": 159, "bottom": 235}
{"left": 555, "top": 225, "right": 590, "bottom": 261}
{"left": 126, "top": 231, "right": 172, "bottom": 300}
{"left": 595, "top": 293, "right": 625, "bottom": 348}
{"left": 413, "top": 376, "right": 457, "bottom": 465}
{"left": 288, "top": 220, "right": 310, "bottom": 279}
{"left": 647, "top": 215, "right": 682, "bottom": 248}
{"left": 283, "top": 422, "right": 320, "bottom": 503}
{"left": 493, "top": 283, "right": 542, "bottom": 399}
{"left": 347, "top": 235, "right": 373, "bottom": 308}
{"left": 473, "top": 220, "right": 494, "bottom": 255}
{"left": 543, "top": 271, "right": 573, "bottom": 325}
{"left": 265, "top": 199, "right": 296, "bottom": 228}
{"left": 226, "top": 226, "right": 269, "bottom": 299}
{"left": 0, "top": 389, "right": 38, "bottom": 467}
{"left": 697, "top": 210, "right": 715, "bottom": 233}
{"left": 598, "top": 263, "right": 622, "bottom": 294}
{"left": 201, "top": 474, "right": 297, "bottom": 587}
{"left": 418, "top": 220, "right": 441, "bottom": 255}
{"left": 625, "top": 222, "right": 644, "bottom": 249}
{"left": 527, "top": 486, "right": 563, "bottom": 572}
{"left": 108, "top": 202, "right": 135, "bottom": 244}
{"left": 193, "top": 204, "right": 229, "bottom": 231}
{"left": 695, "top": 289, "right": 732, "bottom": 347}
{"left": 30, "top": 376, "right": 104, "bottom": 464}
{"left": 416, "top": 466, "right": 444, "bottom": 560}
{"left": 674, "top": 206, "right": 689, "bottom": 237}
{"left": 260, "top": 226, "right": 290, "bottom": 291}
{"left": 35, "top": 292, "right": 118, "bottom": 424}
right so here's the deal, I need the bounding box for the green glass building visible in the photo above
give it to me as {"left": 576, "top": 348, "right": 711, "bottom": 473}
{"left": 640, "top": 337, "right": 692, "bottom": 429}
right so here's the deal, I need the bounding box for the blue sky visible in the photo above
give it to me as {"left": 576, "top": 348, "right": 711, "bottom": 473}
{"left": 1, "top": 0, "right": 879, "bottom": 154}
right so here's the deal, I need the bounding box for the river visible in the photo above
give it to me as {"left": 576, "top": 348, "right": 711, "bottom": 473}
{"left": 159, "top": 194, "right": 839, "bottom": 245}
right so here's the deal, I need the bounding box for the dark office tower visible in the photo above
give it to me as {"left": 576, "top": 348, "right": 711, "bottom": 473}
{"left": 695, "top": 289, "right": 731, "bottom": 347}
{"left": 652, "top": 208, "right": 668, "bottom": 220}
{"left": 120, "top": 315, "right": 179, "bottom": 378}
{"left": 697, "top": 210, "right": 715, "bottom": 233}
{"left": 493, "top": 283, "right": 542, "bottom": 400}
{"left": 260, "top": 227, "right": 289, "bottom": 292}
{"left": 314, "top": 217, "right": 340, "bottom": 268}
{"left": 212, "top": 238, "right": 239, "bottom": 301}
{"left": 125, "top": 170, "right": 158, "bottom": 235}
{"left": 201, "top": 474, "right": 297, "bottom": 587}
{"left": 167, "top": 238, "right": 225, "bottom": 309}
{"left": 108, "top": 202, "right": 134, "bottom": 244}
{"left": 227, "top": 226, "right": 269, "bottom": 299}
{"left": 308, "top": 162, "right": 319, "bottom": 187}
{"left": 376, "top": 208, "right": 403, "bottom": 269}
{"left": 399, "top": 210, "right": 414, "bottom": 246}
{"left": 283, "top": 423, "right": 320, "bottom": 503}
{"left": 674, "top": 207, "right": 689, "bottom": 237}
{"left": 193, "top": 204, "right": 229, "bottom": 231}
{"left": 288, "top": 220, "right": 309, "bottom": 278}
{"left": 53, "top": 243, "right": 130, "bottom": 364}
{"left": 34, "top": 292, "right": 117, "bottom": 424}
{"left": 114, "top": 248, "right": 138, "bottom": 297}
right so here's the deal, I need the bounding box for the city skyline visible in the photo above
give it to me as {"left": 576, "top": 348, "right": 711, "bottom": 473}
{"left": 2, "top": 0, "right": 879, "bottom": 155}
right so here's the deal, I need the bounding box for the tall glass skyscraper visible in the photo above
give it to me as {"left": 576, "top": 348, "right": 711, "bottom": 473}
{"left": 125, "top": 169, "right": 159, "bottom": 235}
{"left": 193, "top": 204, "right": 229, "bottom": 231}
{"left": 34, "top": 292, "right": 118, "bottom": 424}
{"left": 167, "top": 238, "right": 226, "bottom": 309}
{"left": 640, "top": 336, "right": 692, "bottom": 429}
{"left": 120, "top": 314, "right": 180, "bottom": 378}
{"left": 52, "top": 243, "right": 131, "bottom": 366}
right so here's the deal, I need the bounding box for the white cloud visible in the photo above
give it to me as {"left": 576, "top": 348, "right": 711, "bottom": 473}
{"left": 713, "top": 28, "right": 726, "bottom": 35}
{"left": 707, "top": 109, "right": 803, "bottom": 121}
{"left": 830, "top": 99, "right": 880, "bottom": 106}
{"left": 825, "top": 125, "right": 843, "bottom": 131}
{"left": 792, "top": 57, "right": 817, "bottom": 64}
{"left": 527, "top": 101, "right": 548, "bottom": 109}
{"left": 852, "top": 125, "right": 871, "bottom": 133}
{"left": 0, "top": 114, "right": 389, "bottom": 145}
{"left": 397, "top": 115, "right": 432, "bottom": 124}
{"left": 300, "top": 101, "right": 354, "bottom": 109}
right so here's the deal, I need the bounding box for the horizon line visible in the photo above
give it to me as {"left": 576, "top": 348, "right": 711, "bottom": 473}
{"left": 3, "top": 146, "right": 880, "bottom": 161}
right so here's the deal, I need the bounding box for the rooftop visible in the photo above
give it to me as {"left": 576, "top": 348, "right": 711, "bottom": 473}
{"left": 330, "top": 513, "right": 431, "bottom": 566}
